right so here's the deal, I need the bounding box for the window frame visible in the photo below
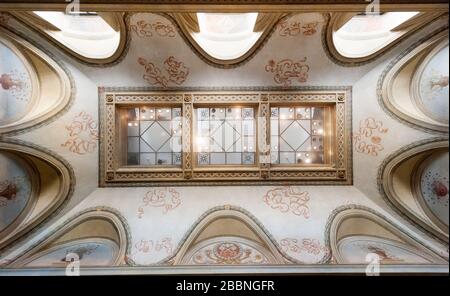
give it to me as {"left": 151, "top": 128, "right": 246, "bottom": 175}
{"left": 100, "top": 88, "right": 351, "bottom": 186}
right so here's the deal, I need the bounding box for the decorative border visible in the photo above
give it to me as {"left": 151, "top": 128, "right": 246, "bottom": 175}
{"left": 377, "top": 137, "right": 449, "bottom": 243}
{"left": 324, "top": 204, "right": 449, "bottom": 263}
{"left": 0, "top": 138, "right": 76, "bottom": 254}
{"left": 99, "top": 86, "right": 352, "bottom": 186}
{"left": 158, "top": 12, "right": 289, "bottom": 69}
{"left": 0, "top": 22, "right": 76, "bottom": 136}
{"left": 8, "top": 12, "right": 132, "bottom": 67}
{"left": 322, "top": 12, "right": 447, "bottom": 67}
{"left": 377, "top": 26, "right": 449, "bottom": 135}
{"left": 4, "top": 206, "right": 132, "bottom": 267}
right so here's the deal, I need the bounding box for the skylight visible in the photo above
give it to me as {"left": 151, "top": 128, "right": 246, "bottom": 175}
{"left": 192, "top": 13, "right": 262, "bottom": 61}
{"left": 333, "top": 12, "right": 420, "bottom": 58}
{"left": 32, "top": 11, "right": 120, "bottom": 59}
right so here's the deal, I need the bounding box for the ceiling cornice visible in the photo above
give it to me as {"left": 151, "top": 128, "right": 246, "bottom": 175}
{"left": 0, "top": 1, "right": 448, "bottom": 12}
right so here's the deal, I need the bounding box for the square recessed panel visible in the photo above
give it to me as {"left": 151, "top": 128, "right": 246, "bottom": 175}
{"left": 195, "top": 106, "right": 256, "bottom": 165}
{"left": 126, "top": 106, "right": 182, "bottom": 166}
{"left": 271, "top": 106, "right": 325, "bottom": 165}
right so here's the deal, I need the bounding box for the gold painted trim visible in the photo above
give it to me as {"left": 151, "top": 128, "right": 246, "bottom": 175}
{"left": 411, "top": 37, "right": 449, "bottom": 125}
{"left": 0, "top": 140, "right": 74, "bottom": 251}
{"left": 328, "top": 208, "right": 447, "bottom": 264}
{"left": 166, "top": 12, "right": 287, "bottom": 68}
{"left": 0, "top": 34, "right": 39, "bottom": 126}
{"left": 378, "top": 27, "right": 449, "bottom": 134}
{"left": 380, "top": 139, "right": 449, "bottom": 242}
{"left": 9, "top": 209, "right": 129, "bottom": 267}
{"left": 411, "top": 149, "right": 449, "bottom": 235}
{"left": 0, "top": 152, "right": 40, "bottom": 242}
{"left": 323, "top": 12, "right": 447, "bottom": 66}
{"left": 99, "top": 87, "right": 352, "bottom": 186}
{"left": 9, "top": 12, "right": 129, "bottom": 66}
{"left": 0, "top": 26, "right": 73, "bottom": 135}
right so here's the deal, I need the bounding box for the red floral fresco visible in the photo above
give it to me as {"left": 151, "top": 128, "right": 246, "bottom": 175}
{"left": 129, "top": 20, "right": 176, "bottom": 38}
{"left": 353, "top": 117, "right": 389, "bottom": 157}
{"left": 280, "top": 238, "right": 330, "bottom": 257}
{"left": 263, "top": 186, "right": 310, "bottom": 218}
{"left": 137, "top": 187, "right": 181, "bottom": 217}
{"left": 265, "top": 58, "right": 310, "bottom": 86}
{"left": 138, "top": 56, "right": 189, "bottom": 87}
{"left": 61, "top": 112, "right": 99, "bottom": 155}
{"left": 277, "top": 20, "right": 319, "bottom": 37}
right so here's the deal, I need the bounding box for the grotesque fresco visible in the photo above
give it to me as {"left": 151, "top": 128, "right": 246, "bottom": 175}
{"left": 420, "top": 151, "right": 449, "bottom": 227}
{"left": 23, "top": 239, "right": 118, "bottom": 267}
{"left": 138, "top": 56, "right": 190, "bottom": 87}
{"left": 0, "top": 40, "right": 33, "bottom": 126}
{"left": 186, "top": 238, "right": 270, "bottom": 265}
{"left": 337, "top": 236, "right": 433, "bottom": 264}
{"left": 418, "top": 45, "right": 449, "bottom": 124}
{"left": 0, "top": 151, "right": 32, "bottom": 234}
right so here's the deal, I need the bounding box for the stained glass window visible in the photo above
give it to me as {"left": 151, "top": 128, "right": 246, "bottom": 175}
{"left": 195, "top": 106, "right": 256, "bottom": 165}
{"left": 270, "top": 106, "right": 325, "bottom": 165}
{"left": 126, "top": 106, "right": 182, "bottom": 166}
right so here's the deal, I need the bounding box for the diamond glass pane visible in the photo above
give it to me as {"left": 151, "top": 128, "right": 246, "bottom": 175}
{"left": 270, "top": 106, "right": 324, "bottom": 165}
{"left": 126, "top": 106, "right": 182, "bottom": 166}
{"left": 195, "top": 106, "right": 256, "bottom": 165}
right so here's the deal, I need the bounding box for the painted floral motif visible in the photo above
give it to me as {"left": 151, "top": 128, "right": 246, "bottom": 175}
{"left": 133, "top": 238, "right": 173, "bottom": 255}
{"left": 277, "top": 20, "right": 319, "bottom": 36}
{"left": 137, "top": 187, "right": 181, "bottom": 217}
{"left": 61, "top": 112, "right": 99, "bottom": 155}
{"left": 279, "top": 238, "right": 330, "bottom": 256}
{"left": 138, "top": 56, "right": 189, "bottom": 87}
{"left": 353, "top": 117, "right": 388, "bottom": 157}
{"left": 129, "top": 20, "right": 176, "bottom": 38}
{"left": 265, "top": 58, "right": 310, "bottom": 86}
{"left": 263, "top": 186, "right": 310, "bottom": 218}
{"left": 189, "top": 241, "right": 269, "bottom": 265}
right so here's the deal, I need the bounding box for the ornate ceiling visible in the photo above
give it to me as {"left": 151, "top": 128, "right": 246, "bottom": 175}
{"left": 0, "top": 2, "right": 448, "bottom": 275}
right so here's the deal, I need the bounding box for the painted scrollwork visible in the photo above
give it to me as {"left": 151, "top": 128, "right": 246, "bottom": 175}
{"left": 265, "top": 58, "right": 310, "bottom": 86}
{"left": 137, "top": 187, "right": 182, "bottom": 217}
{"left": 61, "top": 112, "right": 99, "bottom": 155}
{"left": 353, "top": 117, "right": 388, "bottom": 157}
{"left": 263, "top": 186, "right": 310, "bottom": 218}
{"left": 138, "top": 56, "right": 189, "bottom": 87}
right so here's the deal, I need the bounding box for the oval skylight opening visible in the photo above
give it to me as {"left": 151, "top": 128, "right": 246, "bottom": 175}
{"left": 192, "top": 13, "right": 262, "bottom": 61}
{"left": 32, "top": 11, "right": 120, "bottom": 59}
{"left": 333, "top": 12, "right": 419, "bottom": 58}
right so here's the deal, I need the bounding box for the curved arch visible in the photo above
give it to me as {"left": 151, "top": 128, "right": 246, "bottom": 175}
{"left": 378, "top": 28, "right": 448, "bottom": 133}
{"left": 8, "top": 207, "right": 131, "bottom": 268}
{"left": 9, "top": 12, "right": 129, "bottom": 66}
{"left": 0, "top": 139, "right": 74, "bottom": 251}
{"left": 378, "top": 138, "right": 448, "bottom": 242}
{"left": 323, "top": 12, "right": 446, "bottom": 66}
{"left": 0, "top": 27, "right": 73, "bottom": 135}
{"left": 327, "top": 206, "right": 447, "bottom": 264}
{"left": 166, "top": 12, "right": 287, "bottom": 68}
{"left": 143, "top": 206, "right": 300, "bottom": 266}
